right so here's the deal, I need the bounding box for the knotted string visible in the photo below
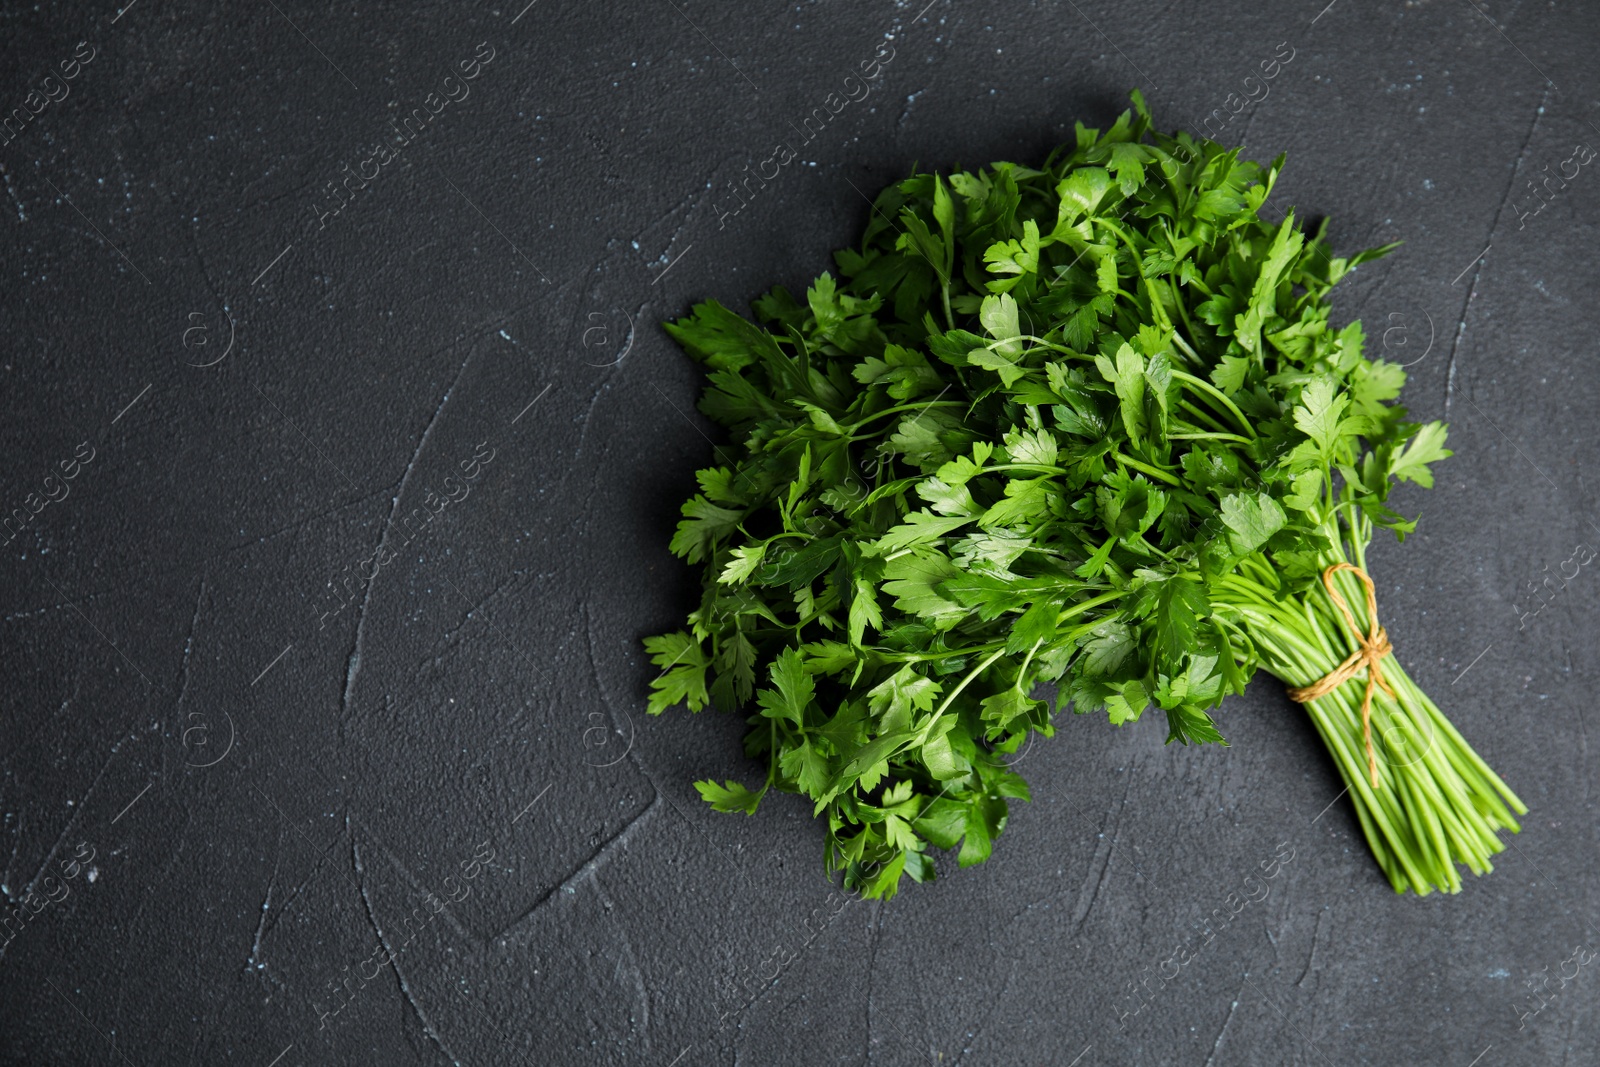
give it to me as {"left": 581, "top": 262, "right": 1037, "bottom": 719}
{"left": 1285, "top": 562, "right": 1394, "bottom": 790}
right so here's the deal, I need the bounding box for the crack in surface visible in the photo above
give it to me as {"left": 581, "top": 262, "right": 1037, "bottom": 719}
{"left": 9, "top": 676, "right": 82, "bottom": 776}
{"left": 0, "top": 160, "right": 26, "bottom": 221}
{"left": 355, "top": 824, "right": 475, "bottom": 946}
{"left": 18, "top": 740, "right": 121, "bottom": 905}
{"left": 568, "top": 352, "right": 620, "bottom": 470}
{"left": 493, "top": 791, "right": 664, "bottom": 945}
{"left": 2, "top": 487, "right": 389, "bottom": 627}
{"left": 581, "top": 600, "right": 754, "bottom": 884}
{"left": 1573, "top": 644, "right": 1590, "bottom": 807}
{"left": 0, "top": 813, "right": 20, "bottom": 902}
{"left": 353, "top": 837, "right": 464, "bottom": 1065}
{"left": 594, "top": 875, "right": 653, "bottom": 1057}
{"left": 1071, "top": 773, "right": 1133, "bottom": 933}
{"left": 175, "top": 574, "right": 206, "bottom": 712}
{"left": 628, "top": 185, "right": 700, "bottom": 253}
{"left": 245, "top": 826, "right": 281, "bottom": 975}
{"left": 1202, "top": 985, "right": 1246, "bottom": 1067}
{"left": 258, "top": 815, "right": 361, "bottom": 944}
{"left": 186, "top": 226, "right": 231, "bottom": 321}
{"left": 950, "top": 957, "right": 1019, "bottom": 1066}
{"left": 437, "top": 573, "right": 530, "bottom": 647}
{"left": 1444, "top": 85, "right": 1548, "bottom": 418}
{"left": 1296, "top": 908, "right": 1329, "bottom": 988}
{"left": 864, "top": 901, "right": 884, "bottom": 1063}
{"left": 227, "top": 484, "right": 392, "bottom": 553}
{"left": 340, "top": 349, "right": 476, "bottom": 730}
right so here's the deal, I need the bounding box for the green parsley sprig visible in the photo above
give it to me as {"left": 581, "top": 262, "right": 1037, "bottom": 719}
{"left": 646, "top": 91, "right": 1525, "bottom": 899}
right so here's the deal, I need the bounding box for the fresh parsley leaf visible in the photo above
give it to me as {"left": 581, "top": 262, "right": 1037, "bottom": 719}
{"left": 646, "top": 94, "right": 1513, "bottom": 903}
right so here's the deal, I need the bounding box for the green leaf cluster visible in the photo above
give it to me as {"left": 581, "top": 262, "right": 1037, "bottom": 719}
{"left": 646, "top": 92, "right": 1479, "bottom": 900}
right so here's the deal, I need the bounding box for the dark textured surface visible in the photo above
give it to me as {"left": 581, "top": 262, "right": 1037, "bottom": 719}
{"left": 1, "top": 1, "right": 1597, "bottom": 1063}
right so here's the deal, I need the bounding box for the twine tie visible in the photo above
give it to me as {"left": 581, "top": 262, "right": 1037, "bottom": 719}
{"left": 1285, "top": 562, "right": 1394, "bottom": 789}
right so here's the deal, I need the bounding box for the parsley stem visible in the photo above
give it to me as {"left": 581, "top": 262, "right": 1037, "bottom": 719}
{"left": 1091, "top": 216, "right": 1179, "bottom": 334}
{"left": 928, "top": 646, "right": 1009, "bottom": 721}
{"left": 1169, "top": 327, "right": 1198, "bottom": 354}
{"left": 1169, "top": 261, "right": 1213, "bottom": 298}
{"left": 1054, "top": 588, "right": 1126, "bottom": 624}
{"left": 1112, "top": 451, "right": 1182, "bottom": 486}
{"left": 1177, "top": 398, "right": 1232, "bottom": 434}
{"left": 1058, "top": 616, "right": 1115, "bottom": 646}
{"left": 884, "top": 641, "right": 1006, "bottom": 663}
{"left": 1213, "top": 556, "right": 1526, "bottom": 894}
{"left": 1169, "top": 281, "right": 1208, "bottom": 345}
{"left": 846, "top": 400, "right": 965, "bottom": 434}
{"left": 1014, "top": 638, "right": 1043, "bottom": 684}
{"left": 1167, "top": 431, "right": 1251, "bottom": 443}
{"left": 1008, "top": 335, "right": 1082, "bottom": 357}
{"left": 1170, "top": 370, "right": 1255, "bottom": 438}
{"left": 984, "top": 462, "right": 1073, "bottom": 476}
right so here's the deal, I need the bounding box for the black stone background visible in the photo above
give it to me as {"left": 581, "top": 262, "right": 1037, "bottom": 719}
{"left": 1, "top": 0, "right": 1597, "bottom": 1063}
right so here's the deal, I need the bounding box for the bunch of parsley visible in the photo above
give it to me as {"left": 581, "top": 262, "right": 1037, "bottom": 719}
{"left": 646, "top": 92, "right": 1524, "bottom": 899}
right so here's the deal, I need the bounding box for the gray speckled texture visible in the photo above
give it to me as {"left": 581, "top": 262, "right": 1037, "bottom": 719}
{"left": 1, "top": 1, "right": 1597, "bottom": 1063}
